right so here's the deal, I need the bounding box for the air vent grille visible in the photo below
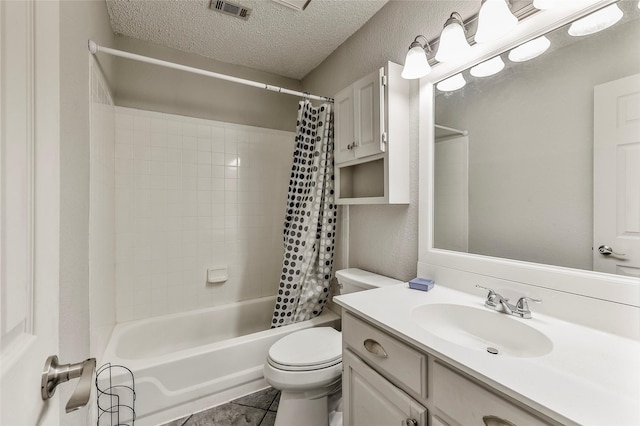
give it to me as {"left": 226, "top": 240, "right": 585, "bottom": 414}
{"left": 208, "top": 0, "right": 252, "bottom": 20}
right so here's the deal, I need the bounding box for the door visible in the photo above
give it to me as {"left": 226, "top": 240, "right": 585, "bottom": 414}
{"left": 343, "top": 349, "right": 427, "bottom": 426}
{"left": 593, "top": 73, "right": 640, "bottom": 276}
{"left": 1, "top": 1, "right": 61, "bottom": 424}
{"left": 354, "top": 67, "right": 384, "bottom": 159}
{"left": 334, "top": 85, "right": 356, "bottom": 164}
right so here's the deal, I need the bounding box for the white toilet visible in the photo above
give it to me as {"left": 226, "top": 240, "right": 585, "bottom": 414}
{"left": 263, "top": 268, "right": 403, "bottom": 426}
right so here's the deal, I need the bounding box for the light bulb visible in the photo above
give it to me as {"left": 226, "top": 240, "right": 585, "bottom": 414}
{"left": 437, "top": 74, "right": 466, "bottom": 92}
{"left": 435, "top": 13, "right": 472, "bottom": 63}
{"left": 568, "top": 4, "right": 623, "bottom": 36}
{"left": 508, "top": 36, "right": 551, "bottom": 62}
{"left": 402, "top": 45, "right": 431, "bottom": 79}
{"left": 475, "top": 0, "right": 518, "bottom": 43}
{"left": 470, "top": 56, "right": 505, "bottom": 77}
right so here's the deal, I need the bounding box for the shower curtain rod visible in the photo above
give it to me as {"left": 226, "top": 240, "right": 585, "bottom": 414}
{"left": 88, "top": 40, "right": 333, "bottom": 103}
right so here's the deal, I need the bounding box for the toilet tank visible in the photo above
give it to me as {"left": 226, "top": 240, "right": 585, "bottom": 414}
{"left": 335, "top": 268, "right": 403, "bottom": 294}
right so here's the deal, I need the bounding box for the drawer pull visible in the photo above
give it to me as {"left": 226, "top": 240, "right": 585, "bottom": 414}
{"left": 405, "top": 419, "right": 418, "bottom": 426}
{"left": 363, "top": 339, "right": 388, "bottom": 358}
{"left": 483, "top": 415, "right": 516, "bottom": 426}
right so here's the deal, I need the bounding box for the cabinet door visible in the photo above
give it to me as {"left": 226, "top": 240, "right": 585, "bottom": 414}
{"left": 334, "top": 85, "right": 356, "bottom": 164}
{"left": 344, "top": 349, "right": 427, "bottom": 426}
{"left": 354, "top": 67, "right": 384, "bottom": 159}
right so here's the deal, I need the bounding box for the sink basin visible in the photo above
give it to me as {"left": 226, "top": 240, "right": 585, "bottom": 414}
{"left": 411, "top": 303, "right": 553, "bottom": 358}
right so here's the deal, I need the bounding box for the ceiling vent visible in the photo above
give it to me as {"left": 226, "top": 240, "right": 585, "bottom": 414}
{"left": 208, "top": 0, "right": 252, "bottom": 20}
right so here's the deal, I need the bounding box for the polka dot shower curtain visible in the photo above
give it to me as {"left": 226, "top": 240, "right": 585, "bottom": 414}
{"left": 271, "top": 100, "right": 337, "bottom": 328}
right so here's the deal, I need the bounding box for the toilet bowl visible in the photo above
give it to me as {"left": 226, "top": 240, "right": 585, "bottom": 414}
{"left": 263, "top": 327, "right": 342, "bottom": 426}
{"left": 264, "top": 268, "right": 403, "bottom": 426}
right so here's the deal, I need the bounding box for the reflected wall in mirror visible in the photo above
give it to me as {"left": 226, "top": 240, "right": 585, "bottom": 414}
{"left": 434, "top": 1, "right": 640, "bottom": 275}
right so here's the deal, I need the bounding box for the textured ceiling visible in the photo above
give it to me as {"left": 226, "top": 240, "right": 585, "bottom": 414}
{"left": 106, "top": 0, "right": 389, "bottom": 79}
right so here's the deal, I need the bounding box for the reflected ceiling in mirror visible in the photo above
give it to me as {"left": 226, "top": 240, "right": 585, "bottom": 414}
{"left": 433, "top": 1, "right": 640, "bottom": 274}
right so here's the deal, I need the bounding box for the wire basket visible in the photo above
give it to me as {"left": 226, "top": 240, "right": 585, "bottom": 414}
{"left": 96, "top": 363, "right": 136, "bottom": 426}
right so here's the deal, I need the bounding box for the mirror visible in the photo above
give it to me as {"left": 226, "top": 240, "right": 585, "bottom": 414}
{"left": 433, "top": 1, "right": 640, "bottom": 275}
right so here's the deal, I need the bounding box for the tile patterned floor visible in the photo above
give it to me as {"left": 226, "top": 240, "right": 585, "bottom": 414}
{"left": 162, "top": 387, "right": 280, "bottom": 426}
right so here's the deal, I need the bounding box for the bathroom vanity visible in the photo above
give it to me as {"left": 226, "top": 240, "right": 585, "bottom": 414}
{"left": 334, "top": 284, "right": 640, "bottom": 426}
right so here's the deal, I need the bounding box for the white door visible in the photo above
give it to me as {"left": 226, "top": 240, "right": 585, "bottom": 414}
{"left": 353, "top": 67, "right": 384, "bottom": 159}
{"left": 593, "top": 73, "right": 640, "bottom": 276}
{"left": 1, "top": 1, "right": 61, "bottom": 424}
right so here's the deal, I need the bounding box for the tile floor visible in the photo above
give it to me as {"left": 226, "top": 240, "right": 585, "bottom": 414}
{"left": 163, "top": 387, "right": 280, "bottom": 426}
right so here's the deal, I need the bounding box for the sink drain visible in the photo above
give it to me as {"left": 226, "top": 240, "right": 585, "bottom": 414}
{"left": 486, "top": 347, "right": 499, "bottom": 355}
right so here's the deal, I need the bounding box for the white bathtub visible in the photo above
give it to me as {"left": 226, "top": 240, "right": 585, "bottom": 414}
{"left": 100, "top": 296, "right": 340, "bottom": 426}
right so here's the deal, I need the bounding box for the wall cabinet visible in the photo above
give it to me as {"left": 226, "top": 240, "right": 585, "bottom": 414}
{"left": 333, "top": 62, "right": 409, "bottom": 204}
{"left": 342, "top": 312, "right": 558, "bottom": 426}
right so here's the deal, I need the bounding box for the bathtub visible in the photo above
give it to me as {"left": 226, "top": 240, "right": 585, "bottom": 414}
{"left": 100, "top": 296, "right": 340, "bottom": 426}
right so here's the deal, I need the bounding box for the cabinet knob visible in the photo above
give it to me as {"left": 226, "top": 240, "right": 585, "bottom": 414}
{"left": 347, "top": 141, "right": 357, "bottom": 150}
{"left": 405, "top": 419, "right": 418, "bottom": 426}
{"left": 483, "top": 415, "right": 516, "bottom": 426}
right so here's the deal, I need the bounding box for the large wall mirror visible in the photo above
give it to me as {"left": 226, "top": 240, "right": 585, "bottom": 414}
{"left": 432, "top": 0, "right": 639, "bottom": 279}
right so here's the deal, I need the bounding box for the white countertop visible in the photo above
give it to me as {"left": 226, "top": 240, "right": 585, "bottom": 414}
{"left": 334, "top": 284, "right": 640, "bottom": 426}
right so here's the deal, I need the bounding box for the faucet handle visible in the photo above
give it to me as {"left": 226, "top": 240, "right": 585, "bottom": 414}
{"left": 515, "top": 296, "right": 542, "bottom": 310}
{"left": 475, "top": 285, "right": 506, "bottom": 305}
{"left": 475, "top": 284, "right": 495, "bottom": 296}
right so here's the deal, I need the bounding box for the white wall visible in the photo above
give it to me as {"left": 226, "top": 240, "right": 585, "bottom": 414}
{"left": 114, "top": 107, "right": 294, "bottom": 321}
{"left": 112, "top": 36, "right": 302, "bottom": 132}
{"left": 301, "top": 2, "right": 479, "bottom": 281}
{"left": 89, "top": 56, "right": 116, "bottom": 361}
{"left": 434, "top": 18, "right": 640, "bottom": 271}
{"left": 59, "top": 1, "right": 114, "bottom": 423}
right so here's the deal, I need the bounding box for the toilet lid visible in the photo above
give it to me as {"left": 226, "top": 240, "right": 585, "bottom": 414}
{"left": 268, "top": 327, "right": 342, "bottom": 371}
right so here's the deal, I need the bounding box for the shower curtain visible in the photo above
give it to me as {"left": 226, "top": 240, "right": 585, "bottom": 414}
{"left": 271, "top": 100, "right": 336, "bottom": 328}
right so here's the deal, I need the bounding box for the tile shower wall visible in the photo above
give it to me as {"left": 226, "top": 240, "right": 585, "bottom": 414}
{"left": 89, "top": 56, "right": 116, "bottom": 359}
{"left": 114, "top": 107, "right": 295, "bottom": 322}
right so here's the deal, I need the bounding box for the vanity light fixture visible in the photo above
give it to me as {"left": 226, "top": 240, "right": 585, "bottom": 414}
{"left": 474, "top": 0, "right": 518, "bottom": 43}
{"left": 532, "top": 0, "right": 556, "bottom": 9}
{"left": 508, "top": 35, "right": 551, "bottom": 62}
{"left": 470, "top": 56, "right": 505, "bottom": 77}
{"left": 568, "top": 3, "right": 623, "bottom": 36}
{"left": 401, "top": 35, "right": 432, "bottom": 79}
{"left": 435, "top": 13, "right": 472, "bottom": 63}
{"left": 436, "top": 73, "right": 466, "bottom": 91}
{"left": 532, "top": 0, "right": 589, "bottom": 10}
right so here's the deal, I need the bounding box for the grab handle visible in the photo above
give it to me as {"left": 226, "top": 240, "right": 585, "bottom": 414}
{"left": 364, "top": 339, "right": 388, "bottom": 358}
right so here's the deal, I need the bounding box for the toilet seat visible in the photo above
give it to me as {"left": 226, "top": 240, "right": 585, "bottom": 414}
{"left": 267, "top": 327, "right": 342, "bottom": 372}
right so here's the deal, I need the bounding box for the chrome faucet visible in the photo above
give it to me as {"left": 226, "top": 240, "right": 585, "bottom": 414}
{"left": 476, "top": 285, "right": 541, "bottom": 319}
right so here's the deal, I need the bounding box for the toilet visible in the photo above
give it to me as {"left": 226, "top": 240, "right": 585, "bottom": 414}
{"left": 263, "top": 268, "right": 403, "bottom": 426}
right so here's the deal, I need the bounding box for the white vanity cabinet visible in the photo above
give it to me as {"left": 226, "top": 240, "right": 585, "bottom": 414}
{"left": 333, "top": 62, "right": 409, "bottom": 204}
{"left": 343, "top": 350, "right": 427, "bottom": 426}
{"left": 342, "top": 311, "right": 558, "bottom": 426}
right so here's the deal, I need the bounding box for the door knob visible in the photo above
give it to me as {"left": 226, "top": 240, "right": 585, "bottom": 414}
{"left": 598, "top": 245, "right": 626, "bottom": 257}
{"left": 41, "top": 355, "right": 96, "bottom": 412}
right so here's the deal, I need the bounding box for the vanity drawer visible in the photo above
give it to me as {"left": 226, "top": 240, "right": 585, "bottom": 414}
{"left": 432, "top": 362, "right": 553, "bottom": 426}
{"left": 342, "top": 312, "right": 428, "bottom": 399}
